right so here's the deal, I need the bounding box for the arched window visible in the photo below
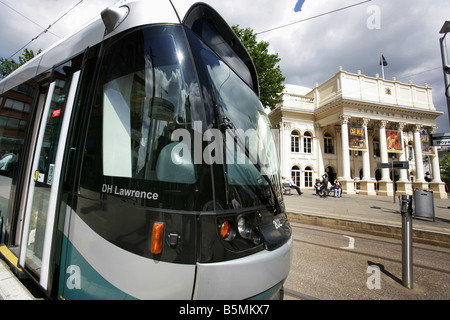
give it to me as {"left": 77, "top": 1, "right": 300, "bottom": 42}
{"left": 303, "top": 131, "right": 312, "bottom": 153}
{"left": 304, "top": 166, "right": 313, "bottom": 187}
{"left": 291, "top": 130, "right": 299, "bottom": 153}
{"left": 324, "top": 132, "right": 334, "bottom": 154}
{"left": 291, "top": 166, "right": 301, "bottom": 186}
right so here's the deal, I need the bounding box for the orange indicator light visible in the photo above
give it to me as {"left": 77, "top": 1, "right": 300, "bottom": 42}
{"left": 151, "top": 222, "right": 164, "bottom": 254}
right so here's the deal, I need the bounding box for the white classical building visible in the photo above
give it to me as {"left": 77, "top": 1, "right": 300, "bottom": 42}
{"left": 268, "top": 67, "right": 447, "bottom": 198}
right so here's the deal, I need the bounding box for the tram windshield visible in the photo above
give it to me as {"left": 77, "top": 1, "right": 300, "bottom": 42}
{"left": 205, "top": 52, "right": 281, "bottom": 208}
{"left": 82, "top": 25, "right": 281, "bottom": 211}
{"left": 188, "top": 26, "right": 282, "bottom": 210}
{"left": 101, "top": 28, "right": 194, "bottom": 182}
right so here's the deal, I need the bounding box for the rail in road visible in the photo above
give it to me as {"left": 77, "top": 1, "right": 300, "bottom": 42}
{"left": 285, "top": 222, "right": 450, "bottom": 300}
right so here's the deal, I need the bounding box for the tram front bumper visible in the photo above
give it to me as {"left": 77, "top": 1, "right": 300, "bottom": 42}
{"left": 192, "top": 237, "right": 293, "bottom": 300}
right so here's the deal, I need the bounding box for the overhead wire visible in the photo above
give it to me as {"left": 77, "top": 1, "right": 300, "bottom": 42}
{"left": 0, "top": 0, "right": 61, "bottom": 38}
{"left": 255, "top": 0, "right": 373, "bottom": 35}
{"left": 253, "top": 0, "right": 442, "bottom": 85}
{"left": 4, "top": 0, "right": 86, "bottom": 60}
{"left": 4, "top": 0, "right": 373, "bottom": 60}
{"left": 2, "top": 0, "right": 441, "bottom": 82}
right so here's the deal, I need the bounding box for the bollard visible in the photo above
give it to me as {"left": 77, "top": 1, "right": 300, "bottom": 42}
{"left": 400, "top": 194, "right": 413, "bottom": 289}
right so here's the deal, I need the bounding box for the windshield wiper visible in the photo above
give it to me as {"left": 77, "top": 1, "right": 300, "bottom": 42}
{"left": 211, "top": 85, "right": 282, "bottom": 214}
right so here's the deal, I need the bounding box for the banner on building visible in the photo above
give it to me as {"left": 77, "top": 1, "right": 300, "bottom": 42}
{"left": 385, "top": 129, "right": 402, "bottom": 153}
{"left": 348, "top": 126, "right": 367, "bottom": 151}
{"left": 421, "top": 130, "right": 435, "bottom": 155}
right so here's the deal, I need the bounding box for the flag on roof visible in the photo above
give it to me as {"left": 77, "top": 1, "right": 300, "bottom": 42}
{"left": 379, "top": 54, "right": 388, "bottom": 66}
{"left": 294, "top": 0, "right": 305, "bottom": 12}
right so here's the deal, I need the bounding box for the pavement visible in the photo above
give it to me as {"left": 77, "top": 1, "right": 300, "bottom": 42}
{"left": 284, "top": 189, "right": 450, "bottom": 248}
{"left": 0, "top": 189, "right": 449, "bottom": 300}
{"left": 0, "top": 259, "right": 35, "bottom": 300}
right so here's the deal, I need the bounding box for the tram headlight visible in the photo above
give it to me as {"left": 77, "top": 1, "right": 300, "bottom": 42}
{"left": 237, "top": 216, "right": 252, "bottom": 240}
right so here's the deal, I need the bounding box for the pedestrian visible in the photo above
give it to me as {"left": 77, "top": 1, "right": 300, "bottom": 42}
{"left": 334, "top": 179, "right": 342, "bottom": 198}
{"left": 314, "top": 178, "right": 321, "bottom": 196}
{"left": 282, "top": 176, "right": 303, "bottom": 195}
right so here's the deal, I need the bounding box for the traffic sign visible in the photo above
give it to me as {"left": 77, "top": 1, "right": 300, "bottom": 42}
{"left": 377, "top": 161, "right": 409, "bottom": 169}
{"left": 430, "top": 133, "right": 450, "bottom": 146}
{"left": 392, "top": 161, "right": 409, "bottom": 169}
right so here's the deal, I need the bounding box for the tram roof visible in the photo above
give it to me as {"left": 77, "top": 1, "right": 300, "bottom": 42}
{"left": 0, "top": 0, "right": 258, "bottom": 96}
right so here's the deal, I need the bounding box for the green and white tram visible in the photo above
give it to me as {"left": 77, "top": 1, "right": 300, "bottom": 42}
{"left": 0, "top": 0, "right": 292, "bottom": 299}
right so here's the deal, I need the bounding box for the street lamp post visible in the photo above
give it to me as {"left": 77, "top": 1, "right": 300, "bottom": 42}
{"left": 439, "top": 21, "right": 450, "bottom": 124}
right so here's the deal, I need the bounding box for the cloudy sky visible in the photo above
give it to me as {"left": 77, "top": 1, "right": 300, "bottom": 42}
{"left": 1, "top": 0, "right": 449, "bottom": 132}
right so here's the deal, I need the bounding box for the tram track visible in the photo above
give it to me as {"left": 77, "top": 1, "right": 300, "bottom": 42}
{"left": 282, "top": 288, "right": 318, "bottom": 300}
{"left": 291, "top": 223, "right": 450, "bottom": 275}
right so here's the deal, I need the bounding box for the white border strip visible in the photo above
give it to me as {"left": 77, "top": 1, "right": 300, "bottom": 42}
{"left": 40, "top": 71, "right": 81, "bottom": 289}
{"left": 19, "top": 81, "right": 56, "bottom": 268}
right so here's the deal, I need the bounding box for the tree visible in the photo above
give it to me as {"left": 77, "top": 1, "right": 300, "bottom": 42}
{"left": 440, "top": 154, "right": 450, "bottom": 188}
{"left": 232, "top": 25, "right": 285, "bottom": 110}
{"left": 0, "top": 48, "right": 41, "bottom": 79}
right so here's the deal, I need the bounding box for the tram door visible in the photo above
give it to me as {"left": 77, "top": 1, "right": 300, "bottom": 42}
{"left": 18, "top": 68, "right": 80, "bottom": 291}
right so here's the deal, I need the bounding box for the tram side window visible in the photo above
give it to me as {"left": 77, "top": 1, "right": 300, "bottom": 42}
{"left": 0, "top": 80, "right": 37, "bottom": 239}
{"left": 186, "top": 29, "right": 281, "bottom": 209}
{"left": 103, "top": 30, "right": 194, "bottom": 181}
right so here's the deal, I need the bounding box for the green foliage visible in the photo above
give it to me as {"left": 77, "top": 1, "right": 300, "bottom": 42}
{"left": 0, "top": 48, "right": 42, "bottom": 79}
{"left": 440, "top": 154, "right": 450, "bottom": 186}
{"left": 232, "top": 25, "right": 285, "bottom": 110}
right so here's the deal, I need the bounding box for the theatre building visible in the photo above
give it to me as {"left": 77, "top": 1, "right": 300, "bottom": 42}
{"left": 268, "top": 67, "right": 447, "bottom": 199}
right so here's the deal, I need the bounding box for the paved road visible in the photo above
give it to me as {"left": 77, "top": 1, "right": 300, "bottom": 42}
{"left": 285, "top": 222, "right": 450, "bottom": 300}
{"left": 284, "top": 190, "right": 450, "bottom": 247}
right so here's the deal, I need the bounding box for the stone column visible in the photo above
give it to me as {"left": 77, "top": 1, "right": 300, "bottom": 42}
{"left": 377, "top": 120, "right": 393, "bottom": 196}
{"left": 359, "top": 118, "right": 376, "bottom": 195}
{"left": 379, "top": 120, "right": 390, "bottom": 181}
{"left": 282, "top": 122, "right": 292, "bottom": 178}
{"left": 428, "top": 126, "right": 447, "bottom": 198}
{"left": 315, "top": 124, "right": 325, "bottom": 178}
{"left": 361, "top": 118, "right": 371, "bottom": 180}
{"left": 412, "top": 125, "right": 428, "bottom": 190}
{"left": 395, "top": 122, "right": 412, "bottom": 195}
{"left": 413, "top": 125, "right": 425, "bottom": 181}
{"left": 339, "top": 115, "right": 354, "bottom": 194}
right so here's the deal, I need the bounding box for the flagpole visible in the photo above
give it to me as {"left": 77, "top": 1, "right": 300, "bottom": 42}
{"left": 380, "top": 53, "right": 385, "bottom": 80}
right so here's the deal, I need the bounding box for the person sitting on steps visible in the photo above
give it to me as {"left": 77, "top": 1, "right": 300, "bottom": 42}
{"left": 282, "top": 176, "right": 303, "bottom": 196}
{"left": 334, "top": 179, "right": 342, "bottom": 198}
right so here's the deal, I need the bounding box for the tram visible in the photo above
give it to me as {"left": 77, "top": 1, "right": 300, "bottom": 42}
{"left": 0, "top": 0, "right": 292, "bottom": 299}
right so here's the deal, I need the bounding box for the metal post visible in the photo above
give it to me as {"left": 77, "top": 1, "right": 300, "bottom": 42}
{"left": 392, "top": 161, "right": 395, "bottom": 203}
{"left": 440, "top": 34, "right": 450, "bottom": 125}
{"left": 400, "top": 194, "right": 413, "bottom": 289}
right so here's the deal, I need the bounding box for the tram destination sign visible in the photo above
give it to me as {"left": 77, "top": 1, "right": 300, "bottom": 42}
{"left": 430, "top": 133, "right": 450, "bottom": 146}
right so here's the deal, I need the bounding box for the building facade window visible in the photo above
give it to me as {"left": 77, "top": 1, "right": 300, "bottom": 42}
{"left": 304, "top": 166, "right": 313, "bottom": 187}
{"left": 291, "top": 165, "right": 301, "bottom": 186}
{"left": 324, "top": 132, "right": 334, "bottom": 154}
{"left": 373, "top": 139, "right": 380, "bottom": 157}
{"left": 303, "top": 131, "right": 312, "bottom": 153}
{"left": 291, "top": 130, "right": 300, "bottom": 153}
{"left": 408, "top": 143, "right": 414, "bottom": 161}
